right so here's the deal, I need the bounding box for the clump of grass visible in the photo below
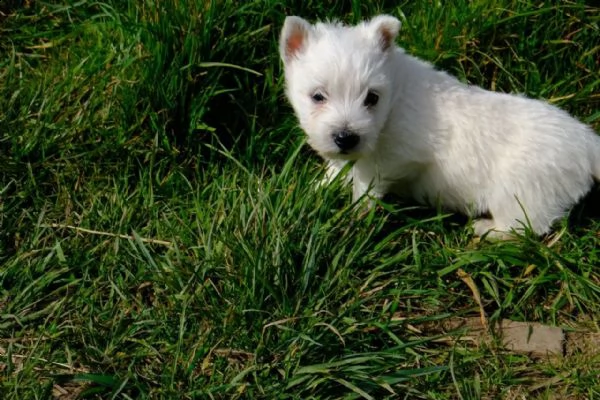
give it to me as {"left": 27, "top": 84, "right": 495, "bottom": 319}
{"left": 1, "top": 1, "right": 599, "bottom": 398}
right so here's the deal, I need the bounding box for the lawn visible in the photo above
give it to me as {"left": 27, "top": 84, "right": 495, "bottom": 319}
{"left": 1, "top": 0, "right": 599, "bottom": 398}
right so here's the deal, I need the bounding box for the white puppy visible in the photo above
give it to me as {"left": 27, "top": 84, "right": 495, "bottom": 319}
{"left": 279, "top": 15, "right": 600, "bottom": 239}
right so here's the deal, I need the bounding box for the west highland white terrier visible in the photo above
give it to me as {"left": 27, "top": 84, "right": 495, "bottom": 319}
{"left": 279, "top": 15, "right": 600, "bottom": 239}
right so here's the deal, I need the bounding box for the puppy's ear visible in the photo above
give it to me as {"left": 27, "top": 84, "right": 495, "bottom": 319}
{"left": 280, "top": 16, "right": 311, "bottom": 63}
{"left": 369, "top": 15, "right": 401, "bottom": 51}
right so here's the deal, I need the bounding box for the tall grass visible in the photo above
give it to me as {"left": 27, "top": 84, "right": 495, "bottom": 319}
{"left": 1, "top": 1, "right": 599, "bottom": 398}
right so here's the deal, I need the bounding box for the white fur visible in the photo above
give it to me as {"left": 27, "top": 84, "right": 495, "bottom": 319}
{"left": 280, "top": 15, "right": 600, "bottom": 238}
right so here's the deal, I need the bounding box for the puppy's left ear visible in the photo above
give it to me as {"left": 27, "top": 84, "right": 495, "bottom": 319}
{"left": 280, "top": 16, "right": 312, "bottom": 63}
{"left": 369, "top": 15, "right": 401, "bottom": 51}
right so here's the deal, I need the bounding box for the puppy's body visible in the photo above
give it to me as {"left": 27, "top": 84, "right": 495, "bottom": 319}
{"left": 280, "top": 15, "right": 600, "bottom": 238}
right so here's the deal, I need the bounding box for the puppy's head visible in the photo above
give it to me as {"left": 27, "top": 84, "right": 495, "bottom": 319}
{"left": 280, "top": 15, "right": 401, "bottom": 160}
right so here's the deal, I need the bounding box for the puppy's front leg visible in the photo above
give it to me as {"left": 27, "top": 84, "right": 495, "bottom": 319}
{"left": 322, "top": 159, "right": 351, "bottom": 186}
{"left": 351, "top": 164, "right": 387, "bottom": 207}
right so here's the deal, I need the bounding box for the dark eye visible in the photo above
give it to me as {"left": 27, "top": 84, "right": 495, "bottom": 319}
{"left": 364, "top": 91, "right": 379, "bottom": 107}
{"left": 311, "top": 92, "right": 326, "bottom": 103}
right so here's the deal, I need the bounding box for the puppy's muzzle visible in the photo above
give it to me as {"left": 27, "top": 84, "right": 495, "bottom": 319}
{"left": 333, "top": 130, "right": 360, "bottom": 152}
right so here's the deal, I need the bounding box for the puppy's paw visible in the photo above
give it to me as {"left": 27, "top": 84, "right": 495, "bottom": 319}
{"left": 473, "top": 218, "right": 514, "bottom": 241}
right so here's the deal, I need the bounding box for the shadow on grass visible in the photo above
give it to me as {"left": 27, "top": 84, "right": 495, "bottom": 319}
{"left": 569, "top": 183, "right": 600, "bottom": 233}
{"left": 378, "top": 193, "right": 470, "bottom": 237}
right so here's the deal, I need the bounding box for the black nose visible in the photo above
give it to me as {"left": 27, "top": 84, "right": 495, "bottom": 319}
{"left": 333, "top": 130, "right": 360, "bottom": 151}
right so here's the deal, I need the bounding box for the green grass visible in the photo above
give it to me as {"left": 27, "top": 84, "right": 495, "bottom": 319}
{"left": 1, "top": 0, "right": 600, "bottom": 398}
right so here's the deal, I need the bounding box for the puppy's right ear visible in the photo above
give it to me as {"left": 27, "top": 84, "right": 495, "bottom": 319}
{"left": 368, "top": 15, "right": 401, "bottom": 52}
{"left": 280, "top": 16, "right": 311, "bottom": 63}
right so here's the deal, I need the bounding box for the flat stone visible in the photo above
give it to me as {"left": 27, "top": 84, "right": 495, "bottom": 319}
{"left": 439, "top": 317, "right": 565, "bottom": 357}
{"left": 497, "top": 319, "right": 564, "bottom": 357}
